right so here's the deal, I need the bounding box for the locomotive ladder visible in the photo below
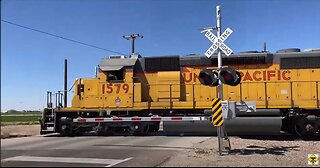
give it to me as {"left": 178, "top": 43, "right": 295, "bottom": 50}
{"left": 40, "top": 91, "right": 63, "bottom": 134}
{"left": 40, "top": 107, "right": 55, "bottom": 134}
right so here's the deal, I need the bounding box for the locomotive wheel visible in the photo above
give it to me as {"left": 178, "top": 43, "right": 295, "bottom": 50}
{"left": 129, "top": 123, "right": 149, "bottom": 135}
{"left": 294, "top": 117, "right": 317, "bottom": 138}
{"left": 96, "top": 126, "right": 113, "bottom": 136}
{"left": 139, "top": 124, "right": 150, "bottom": 135}
{"left": 59, "top": 123, "right": 74, "bottom": 137}
{"left": 130, "top": 123, "right": 141, "bottom": 135}
{"left": 147, "top": 124, "right": 160, "bottom": 135}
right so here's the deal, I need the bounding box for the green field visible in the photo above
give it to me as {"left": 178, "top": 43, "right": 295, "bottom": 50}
{"left": 1, "top": 115, "right": 42, "bottom": 123}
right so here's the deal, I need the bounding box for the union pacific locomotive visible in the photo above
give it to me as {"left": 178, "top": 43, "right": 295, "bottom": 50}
{"left": 41, "top": 48, "right": 320, "bottom": 137}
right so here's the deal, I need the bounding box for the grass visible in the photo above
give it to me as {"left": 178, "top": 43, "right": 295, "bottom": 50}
{"left": 1, "top": 115, "right": 41, "bottom": 123}
{"left": 1, "top": 112, "right": 41, "bottom": 116}
{"left": 1, "top": 122, "right": 40, "bottom": 126}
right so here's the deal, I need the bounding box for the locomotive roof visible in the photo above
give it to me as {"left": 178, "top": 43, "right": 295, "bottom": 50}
{"left": 99, "top": 50, "right": 320, "bottom": 72}
{"left": 99, "top": 57, "right": 137, "bottom": 71}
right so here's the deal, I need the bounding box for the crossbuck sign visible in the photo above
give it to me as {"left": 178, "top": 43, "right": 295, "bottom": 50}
{"left": 202, "top": 28, "right": 233, "bottom": 57}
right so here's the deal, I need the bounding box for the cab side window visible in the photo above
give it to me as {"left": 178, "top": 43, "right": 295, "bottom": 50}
{"left": 107, "top": 69, "right": 124, "bottom": 82}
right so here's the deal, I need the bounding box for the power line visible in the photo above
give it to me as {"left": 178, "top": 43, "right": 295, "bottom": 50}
{"left": 1, "top": 19, "right": 126, "bottom": 55}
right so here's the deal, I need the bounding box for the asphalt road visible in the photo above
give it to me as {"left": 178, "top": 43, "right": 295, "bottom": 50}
{"left": 1, "top": 135, "right": 211, "bottom": 167}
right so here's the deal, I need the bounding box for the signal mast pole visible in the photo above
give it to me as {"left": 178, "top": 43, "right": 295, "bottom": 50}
{"left": 200, "top": 5, "right": 234, "bottom": 156}
{"left": 216, "top": 6, "right": 223, "bottom": 100}
{"left": 216, "top": 5, "right": 227, "bottom": 156}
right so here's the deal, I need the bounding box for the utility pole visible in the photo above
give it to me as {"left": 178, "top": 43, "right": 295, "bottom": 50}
{"left": 123, "top": 34, "right": 143, "bottom": 54}
{"left": 64, "top": 59, "right": 67, "bottom": 108}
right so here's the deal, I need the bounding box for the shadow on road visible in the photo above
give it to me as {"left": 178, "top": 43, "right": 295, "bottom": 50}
{"left": 238, "top": 135, "right": 320, "bottom": 141}
{"left": 229, "top": 145, "right": 300, "bottom": 155}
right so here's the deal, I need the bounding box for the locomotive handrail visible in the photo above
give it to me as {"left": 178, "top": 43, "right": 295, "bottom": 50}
{"left": 45, "top": 80, "right": 79, "bottom": 109}
{"left": 316, "top": 81, "right": 319, "bottom": 108}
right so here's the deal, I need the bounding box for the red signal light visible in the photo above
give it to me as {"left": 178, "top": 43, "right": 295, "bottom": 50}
{"left": 199, "top": 70, "right": 219, "bottom": 87}
{"left": 219, "top": 67, "right": 241, "bottom": 86}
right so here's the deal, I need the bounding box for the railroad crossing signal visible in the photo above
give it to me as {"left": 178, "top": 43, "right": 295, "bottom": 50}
{"left": 212, "top": 98, "right": 223, "bottom": 126}
{"left": 200, "top": 5, "right": 233, "bottom": 156}
{"left": 199, "top": 70, "right": 219, "bottom": 86}
{"left": 201, "top": 27, "right": 233, "bottom": 57}
{"left": 198, "top": 67, "right": 241, "bottom": 87}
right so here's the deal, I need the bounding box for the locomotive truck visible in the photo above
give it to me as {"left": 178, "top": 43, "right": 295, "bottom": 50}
{"left": 40, "top": 48, "right": 320, "bottom": 137}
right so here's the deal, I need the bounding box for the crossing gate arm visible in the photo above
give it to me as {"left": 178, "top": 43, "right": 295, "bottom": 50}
{"left": 73, "top": 116, "right": 208, "bottom": 123}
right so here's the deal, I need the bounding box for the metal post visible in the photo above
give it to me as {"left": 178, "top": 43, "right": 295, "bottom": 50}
{"left": 58, "top": 91, "right": 61, "bottom": 108}
{"left": 217, "top": 123, "right": 222, "bottom": 155}
{"left": 64, "top": 59, "right": 67, "bottom": 108}
{"left": 55, "top": 93, "right": 58, "bottom": 108}
{"left": 132, "top": 38, "right": 135, "bottom": 54}
{"left": 217, "top": 5, "right": 223, "bottom": 100}
{"left": 47, "top": 91, "right": 52, "bottom": 108}
{"left": 216, "top": 5, "right": 224, "bottom": 156}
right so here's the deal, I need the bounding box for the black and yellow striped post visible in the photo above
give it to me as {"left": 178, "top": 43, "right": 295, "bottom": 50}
{"left": 212, "top": 98, "right": 230, "bottom": 156}
{"left": 212, "top": 98, "right": 223, "bottom": 126}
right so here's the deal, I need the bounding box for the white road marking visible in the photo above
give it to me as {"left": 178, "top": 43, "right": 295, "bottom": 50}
{"left": 2, "top": 156, "right": 132, "bottom": 167}
{"left": 104, "top": 157, "right": 133, "bottom": 167}
{"left": 37, "top": 133, "right": 60, "bottom": 137}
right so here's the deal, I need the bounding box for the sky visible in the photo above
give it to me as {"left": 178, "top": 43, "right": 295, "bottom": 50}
{"left": 1, "top": 0, "right": 320, "bottom": 112}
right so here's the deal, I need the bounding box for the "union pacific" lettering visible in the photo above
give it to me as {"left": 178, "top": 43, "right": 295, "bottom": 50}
{"left": 239, "top": 70, "right": 291, "bottom": 81}
{"left": 182, "top": 70, "right": 291, "bottom": 83}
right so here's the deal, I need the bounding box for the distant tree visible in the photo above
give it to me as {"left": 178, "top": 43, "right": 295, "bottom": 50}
{"left": 7, "top": 109, "right": 19, "bottom": 113}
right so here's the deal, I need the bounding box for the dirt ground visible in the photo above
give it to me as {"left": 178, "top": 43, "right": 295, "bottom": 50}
{"left": 160, "top": 136, "right": 320, "bottom": 167}
{"left": 1, "top": 125, "right": 40, "bottom": 139}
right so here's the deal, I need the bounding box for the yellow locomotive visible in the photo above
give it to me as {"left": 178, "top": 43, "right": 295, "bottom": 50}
{"left": 41, "top": 48, "right": 320, "bottom": 137}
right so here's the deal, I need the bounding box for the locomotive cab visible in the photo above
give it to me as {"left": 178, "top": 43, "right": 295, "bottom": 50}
{"left": 71, "top": 56, "right": 137, "bottom": 109}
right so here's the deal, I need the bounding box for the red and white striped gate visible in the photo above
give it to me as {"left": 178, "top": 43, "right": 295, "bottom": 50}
{"left": 73, "top": 116, "right": 207, "bottom": 123}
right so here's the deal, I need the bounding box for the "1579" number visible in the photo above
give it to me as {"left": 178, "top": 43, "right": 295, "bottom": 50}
{"left": 102, "top": 84, "right": 129, "bottom": 94}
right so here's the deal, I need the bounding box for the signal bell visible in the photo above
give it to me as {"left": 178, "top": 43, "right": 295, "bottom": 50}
{"left": 218, "top": 67, "right": 241, "bottom": 86}
{"left": 199, "top": 70, "right": 219, "bottom": 87}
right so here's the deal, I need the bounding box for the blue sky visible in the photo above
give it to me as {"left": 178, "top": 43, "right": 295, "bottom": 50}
{"left": 1, "top": 0, "right": 320, "bottom": 112}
